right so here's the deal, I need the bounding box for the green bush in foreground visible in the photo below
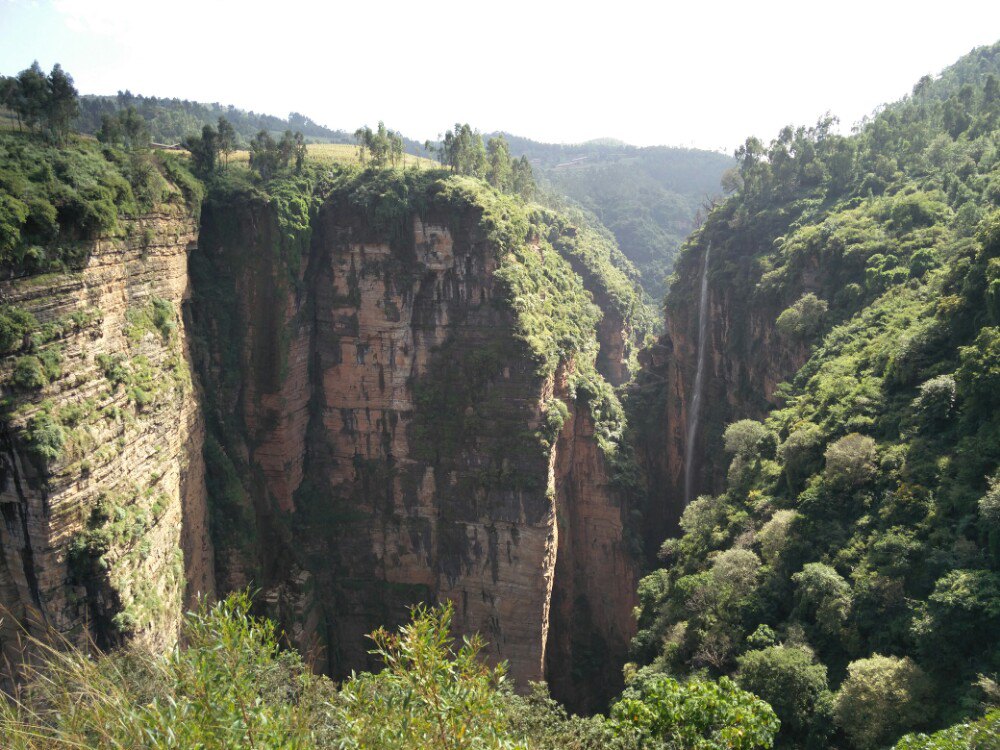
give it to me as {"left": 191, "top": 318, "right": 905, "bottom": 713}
{"left": 894, "top": 709, "right": 1000, "bottom": 749}
{"left": 334, "top": 600, "right": 519, "bottom": 749}
{"left": 0, "top": 593, "right": 336, "bottom": 749}
{"left": 0, "top": 593, "right": 782, "bottom": 749}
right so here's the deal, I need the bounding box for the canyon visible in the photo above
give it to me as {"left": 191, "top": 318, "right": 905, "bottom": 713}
{"left": 0, "top": 172, "right": 640, "bottom": 709}
{"left": 3, "top": 32, "right": 1000, "bottom": 748}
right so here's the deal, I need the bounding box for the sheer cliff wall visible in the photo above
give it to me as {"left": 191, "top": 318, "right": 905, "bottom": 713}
{"left": 0, "top": 202, "right": 213, "bottom": 666}
{"left": 188, "top": 180, "right": 638, "bottom": 708}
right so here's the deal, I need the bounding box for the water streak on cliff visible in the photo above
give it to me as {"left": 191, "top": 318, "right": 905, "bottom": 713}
{"left": 683, "top": 244, "right": 710, "bottom": 506}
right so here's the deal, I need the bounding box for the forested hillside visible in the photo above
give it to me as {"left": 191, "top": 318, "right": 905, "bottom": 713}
{"left": 630, "top": 41, "right": 1000, "bottom": 749}
{"left": 501, "top": 134, "right": 734, "bottom": 299}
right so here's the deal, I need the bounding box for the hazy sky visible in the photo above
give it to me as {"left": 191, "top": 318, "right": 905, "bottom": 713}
{"left": 2, "top": 0, "right": 999, "bottom": 152}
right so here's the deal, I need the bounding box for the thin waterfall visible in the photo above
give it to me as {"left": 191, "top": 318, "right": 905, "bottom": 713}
{"left": 683, "top": 244, "right": 711, "bottom": 506}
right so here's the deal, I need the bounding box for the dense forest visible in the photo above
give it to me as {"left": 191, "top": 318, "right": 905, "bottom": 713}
{"left": 630, "top": 40, "right": 1000, "bottom": 749}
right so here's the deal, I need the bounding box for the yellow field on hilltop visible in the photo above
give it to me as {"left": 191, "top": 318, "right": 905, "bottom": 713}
{"left": 225, "top": 142, "right": 439, "bottom": 169}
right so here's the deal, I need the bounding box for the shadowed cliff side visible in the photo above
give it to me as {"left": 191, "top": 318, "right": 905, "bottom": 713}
{"left": 628, "top": 210, "right": 811, "bottom": 554}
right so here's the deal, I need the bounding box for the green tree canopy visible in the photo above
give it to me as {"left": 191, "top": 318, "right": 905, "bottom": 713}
{"left": 609, "top": 674, "right": 780, "bottom": 749}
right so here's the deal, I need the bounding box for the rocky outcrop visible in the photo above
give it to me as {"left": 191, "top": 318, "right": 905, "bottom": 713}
{"left": 0, "top": 203, "right": 213, "bottom": 665}
{"left": 191, "top": 185, "right": 637, "bottom": 705}
{"left": 546, "top": 365, "right": 637, "bottom": 712}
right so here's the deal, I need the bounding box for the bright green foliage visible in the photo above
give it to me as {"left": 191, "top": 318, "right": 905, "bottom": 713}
{"left": 911, "top": 374, "right": 957, "bottom": 429}
{"left": 433, "top": 125, "right": 538, "bottom": 200}
{"left": 505, "top": 682, "right": 636, "bottom": 749}
{"left": 11, "top": 348, "right": 62, "bottom": 391}
{"left": 3, "top": 596, "right": 659, "bottom": 749}
{"left": 756, "top": 510, "right": 799, "bottom": 564}
{"left": 12, "top": 355, "right": 46, "bottom": 389}
{"left": 437, "top": 123, "right": 489, "bottom": 177}
{"left": 725, "top": 420, "right": 774, "bottom": 460}
{"left": 0, "top": 305, "right": 37, "bottom": 353}
{"left": 823, "top": 433, "right": 877, "bottom": 488}
{"left": 354, "top": 121, "right": 405, "bottom": 168}
{"left": 487, "top": 134, "right": 514, "bottom": 191}
{"left": 125, "top": 296, "right": 177, "bottom": 343}
{"left": 792, "top": 563, "right": 851, "bottom": 647}
{"left": 912, "top": 569, "right": 1000, "bottom": 670}
{"left": 335, "top": 601, "right": 520, "bottom": 749}
{"left": 1, "top": 61, "right": 79, "bottom": 141}
{"left": 25, "top": 409, "right": 65, "bottom": 465}
{"left": 0, "top": 131, "right": 201, "bottom": 273}
{"left": 511, "top": 155, "right": 535, "bottom": 200}
{"left": 834, "top": 655, "right": 932, "bottom": 750}
{"left": 894, "top": 709, "right": 1000, "bottom": 749}
{"left": 0, "top": 594, "right": 337, "bottom": 749}
{"left": 216, "top": 116, "right": 236, "bottom": 167}
{"left": 724, "top": 420, "right": 775, "bottom": 489}
{"left": 775, "top": 294, "right": 828, "bottom": 340}
{"left": 981, "top": 472, "right": 1000, "bottom": 527}
{"left": 609, "top": 674, "right": 779, "bottom": 749}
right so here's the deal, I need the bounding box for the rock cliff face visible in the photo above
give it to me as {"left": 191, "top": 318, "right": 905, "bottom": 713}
{"left": 546, "top": 367, "right": 637, "bottom": 712}
{"left": 0, "top": 168, "right": 640, "bottom": 709}
{"left": 0, "top": 202, "right": 214, "bottom": 665}
{"left": 189, "top": 179, "right": 638, "bottom": 707}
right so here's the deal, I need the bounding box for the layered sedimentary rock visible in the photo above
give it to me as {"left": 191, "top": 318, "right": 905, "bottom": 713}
{"left": 191, "top": 183, "right": 637, "bottom": 703}
{"left": 0, "top": 203, "right": 213, "bottom": 665}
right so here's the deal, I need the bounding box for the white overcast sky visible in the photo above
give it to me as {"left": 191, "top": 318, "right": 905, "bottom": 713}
{"left": 2, "top": 0, "right": 999, "bottom": 152}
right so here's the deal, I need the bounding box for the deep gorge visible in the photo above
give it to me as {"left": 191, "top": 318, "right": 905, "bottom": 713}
{"left": 0, "top": 170, "right": 643, "bottom": 712}
{"left": 3, "top": 37, "right": 1000, "bottom": 747}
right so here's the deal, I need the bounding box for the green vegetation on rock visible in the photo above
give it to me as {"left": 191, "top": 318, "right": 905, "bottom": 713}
{"left": 0, "top": 131, "right": 201, "bottom": 274}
